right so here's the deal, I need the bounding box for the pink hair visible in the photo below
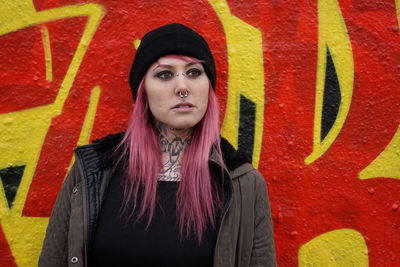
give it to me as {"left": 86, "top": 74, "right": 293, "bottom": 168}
{"left": 119, "top": 55, "right": 223, "bottom": 242}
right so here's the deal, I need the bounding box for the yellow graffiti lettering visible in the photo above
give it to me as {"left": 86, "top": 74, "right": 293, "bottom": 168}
{"left": 396, "top": 0, "right": 400, "bottom": 27}
{"left": 359, "top": 126, "right": 400, "bottom": 179}
{"left": 209, "top": 0, "right": 264, "bottom": 167}
{"left": 299, "top": 229, "right": 369, "bottom": 266}
{"left": 305, "top": 0, "right": 354, "bottom": 164}
{"left": 0, "top": 1, "right": 104, "bottom": 266}
{"left": 133, "top": 39, "right": 141, "bottom": 50}
{"left": 78, "top": 86, "right": 101, "bottom": 147}
{"left": 40, "top": 26, "right": 53, "bottom": 82}
{"left": 65, "top": 86, "right": 102, "bottom": 177}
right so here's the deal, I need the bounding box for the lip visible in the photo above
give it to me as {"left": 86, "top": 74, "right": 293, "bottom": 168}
{"left": 171, "top": 102, "right": 195, "bottom": 112}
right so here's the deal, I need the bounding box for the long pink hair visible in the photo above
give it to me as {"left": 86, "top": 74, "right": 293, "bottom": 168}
{"left": 119, "top": 55, "right": 223, "bottom": 242}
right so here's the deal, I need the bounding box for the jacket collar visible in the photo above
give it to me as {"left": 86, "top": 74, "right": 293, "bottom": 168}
{"left": 210, "top": 137, "right": 253, "bottom": 179}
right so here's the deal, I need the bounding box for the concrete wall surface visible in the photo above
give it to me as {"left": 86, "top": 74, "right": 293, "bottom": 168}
{"left": 0, "top": 0, "right": 399, "bottom": 266}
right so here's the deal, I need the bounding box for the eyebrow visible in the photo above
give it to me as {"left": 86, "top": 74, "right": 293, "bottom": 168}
{"left": 152, "top": 62, "right": 199, "bottom": 71}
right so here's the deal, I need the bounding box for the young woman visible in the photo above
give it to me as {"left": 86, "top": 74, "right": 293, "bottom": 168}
{"left": 39, "top": 23, "right": 276, "bottom": 267}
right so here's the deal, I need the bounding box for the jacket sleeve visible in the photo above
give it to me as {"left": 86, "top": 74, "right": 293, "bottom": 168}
{"left": 38, "top": 162, "right": 80, "bottom": 267}
{"left": 250, "top": 171, "right": 277, "bottom": 267}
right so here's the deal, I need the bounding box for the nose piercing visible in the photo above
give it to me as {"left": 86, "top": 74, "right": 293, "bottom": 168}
{"left": 179, "top": 90, "right": 189, "bottom": 98}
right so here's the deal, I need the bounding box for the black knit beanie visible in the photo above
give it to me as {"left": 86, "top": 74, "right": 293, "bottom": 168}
{"left": 129, "top": 23, "right": 216, "bottom": 101}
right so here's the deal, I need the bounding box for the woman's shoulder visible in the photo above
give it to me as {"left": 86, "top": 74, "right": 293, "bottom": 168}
{"left": 233, "top": 163, "right": 267, "bottom": 190}
{"left": 77, "top": 132, "right": 124, "bottom": 153}
{"left": 75, "top": 132, "right": 125, "bottom": 169}
{"left": 219, "top": 138, "right": 268, "bottom": 196}
{"left": 220, "top": 138, "right": 264, "bottom": 180}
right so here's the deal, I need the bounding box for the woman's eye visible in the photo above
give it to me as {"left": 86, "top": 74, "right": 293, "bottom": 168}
{"left": 186, "top": 68, "right": 203, "bottom": 78}
{"left": 155, "top": 70, "right": 174, "bottom": 80}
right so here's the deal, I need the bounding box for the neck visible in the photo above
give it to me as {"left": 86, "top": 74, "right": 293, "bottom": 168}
{"left": 156, "top": 122, "right": 193, "bottom": 145}
{"left": 156, "top": 121, "right": 193, "bottom": 181}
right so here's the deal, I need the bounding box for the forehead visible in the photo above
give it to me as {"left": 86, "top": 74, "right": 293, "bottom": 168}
{"left": 151, "top": 56, "right": 203, "bottom": 69}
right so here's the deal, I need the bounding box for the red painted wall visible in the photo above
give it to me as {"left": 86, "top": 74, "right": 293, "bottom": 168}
{"left": 0, "top": 0, "right": 399, "bottom": 266}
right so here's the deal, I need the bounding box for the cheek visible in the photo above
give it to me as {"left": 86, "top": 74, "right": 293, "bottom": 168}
{"left": 147, "top": 92, "right": 163, "bottom": 105}
{"left": 147, "top": 98, "right": 167, "bottom": 116}
{"left": 198, "top": 92, "right": 209, "bottom": 114}
{"left": 200, "top": 83, "right": 210, "bottom": 105}
{"left": 200, "top": 97, "right": 208, "bottom": 108}
{"left": 145, "top": 85, "right": 167, "bottom": 110}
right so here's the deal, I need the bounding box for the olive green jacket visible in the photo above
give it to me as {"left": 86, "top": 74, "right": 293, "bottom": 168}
{"left": 39, "top": 135, "right": 276, "bottom": 267}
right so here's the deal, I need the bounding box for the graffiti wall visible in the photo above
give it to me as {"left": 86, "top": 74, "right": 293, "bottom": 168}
{"left": 0, "top": 0, "right": 399, "bottom": 266}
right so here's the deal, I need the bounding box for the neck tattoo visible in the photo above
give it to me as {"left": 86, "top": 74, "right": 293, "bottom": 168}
{"left": 156, "top": 122, "right": 192, "bottom": 182}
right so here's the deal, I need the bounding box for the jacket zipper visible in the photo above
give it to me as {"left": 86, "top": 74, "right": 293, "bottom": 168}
{"left": 75, "top": 151, "right": 89, "bottom": 266}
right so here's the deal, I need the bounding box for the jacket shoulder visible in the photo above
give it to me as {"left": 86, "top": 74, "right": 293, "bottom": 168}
{"left": 234, "top": 164, "right": 267, "bottom": 189}
{"left": 75, "top": 132, "right": 124, "bottom": 170}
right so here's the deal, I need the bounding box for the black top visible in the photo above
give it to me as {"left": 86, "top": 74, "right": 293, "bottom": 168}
{"left": 90, "top": 171, "right": 218, "bottom": 267}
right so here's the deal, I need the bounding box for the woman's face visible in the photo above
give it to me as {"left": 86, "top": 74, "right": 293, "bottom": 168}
{"left": 144, "top": 56, "right": 209, "bottom": 130}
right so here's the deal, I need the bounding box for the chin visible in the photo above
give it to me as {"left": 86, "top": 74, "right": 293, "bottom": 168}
{"left": 169, "top": 123, "right": 195, "bottom": 130}
{"left": 169, "top": 119, "right": 200, "bottom": 130}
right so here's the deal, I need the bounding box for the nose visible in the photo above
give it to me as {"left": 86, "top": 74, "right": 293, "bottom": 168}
{"left": 174, "top": 74, "right": 190, "bottom": 97}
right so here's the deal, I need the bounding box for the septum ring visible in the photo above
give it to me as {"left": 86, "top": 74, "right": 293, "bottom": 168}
{"left": 179, "top": 90, "right": 189, "bottom": 98}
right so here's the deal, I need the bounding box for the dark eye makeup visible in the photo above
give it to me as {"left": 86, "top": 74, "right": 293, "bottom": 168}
{"left": 154, "top": 67, "right": 203, "bottom": 81}
{"left": 185, "top": 68, "right": 203, "bottom": 78}
{"left": 154, "top": 70, "right": 174, "bottom": 80}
